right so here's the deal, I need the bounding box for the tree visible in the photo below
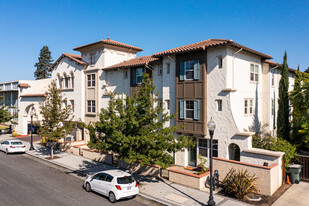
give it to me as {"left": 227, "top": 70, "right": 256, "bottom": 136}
{"left": 88, "top": 73, "right": 193, "bottom": 172}
{"left": 0, "top": 94, "right": 14, "bottom": 124}
{"left": 38, "top": 81, "right": 75, "bottom": 159}
{"left": 290, "top": 71, "right": 309, "bottom": 148}
{"left": 277, "top": 52, "right": 290, "bottom": 141}
{"left": 304, "top": 67, "right": 309, "bottom": 74}
{"left": 34, "top": 46, "right": 53, "bottom": 79}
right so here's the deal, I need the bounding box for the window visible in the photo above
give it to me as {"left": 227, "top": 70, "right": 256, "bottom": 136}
{"left": 123, "top": 70, "right": 128, "bottom": 79}
{"left": 166, "top": 63, "right": 170, "bottom": 74}
{"left": 216, "top": 99, "right": 222, "bottom": 111}
{"left": 132, "top": 68, "right": 144, "bottom": 85}
{"left": 272, "top": 99, "right": 275, "bottom": 116}
{"left": 70, "top": 100, "right": 74, "bottom": 112}
{"left": 271, "top": 70, "right": 275, "bottom": 86}
{"left": 213, "top": 140, "right": 218, "bottom": 157}
{"left": 90, "top": 53, "right": 95, "bottom": 65}
{"left": 87, "top": 100, "right": 95, "bottom": 113}
{"left": 198, "top": 139, "right": 208, "bottom": 157}
{"left": 185, "top": 101, "right": 194, "bottom": 119}
{"left": 63, "top": 100, "right": 67, "bottom": 108}
{"left": 180, "top": 60, "right": 199, "bottom": 81}
{"left": 244, "top": 99, "right": 253, "bottom": 115}
{"left": 250, "top": 64, "right": 259, "bottom": 82}
{"left": 117, "top": 176, "right": 134, "bottom": 184}
{"left": 179, "top": 100, "right": 199, "bottom": 120}
{"left": 166, "top": 99, "right": 170, "bottom": 110}
{"left": 71, "top": 74, "right": 74, "bottom": 88}
{"left": 218, "top": 56, "right": 223, "bottom": 69}
{"left": 87, "top": 74, "right": 95, "bottom": 87}
{"left": 64, "top": 75, "right": 69, "bottom": 88}
{"left": 158, "top": 65, "right": 163, "bottom": 76}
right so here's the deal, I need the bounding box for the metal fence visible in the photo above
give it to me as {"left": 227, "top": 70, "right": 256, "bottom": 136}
{"left": 295, "top": 155, "right": 309, "bottom": 182}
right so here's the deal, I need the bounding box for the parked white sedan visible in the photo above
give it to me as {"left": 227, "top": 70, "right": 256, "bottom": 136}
{"left": 84, "top": 170, "right": 139, "bottom": 203}
{"left": 0, "top": 140, "right": 26, "bottom": 154}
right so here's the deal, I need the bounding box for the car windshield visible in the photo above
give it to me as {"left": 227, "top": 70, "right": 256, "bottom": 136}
{"left": 117, "top": 176, "right": 134, "bottom": 184}
{"left": 11, "top": 142, "right": 23, "bottom": 145}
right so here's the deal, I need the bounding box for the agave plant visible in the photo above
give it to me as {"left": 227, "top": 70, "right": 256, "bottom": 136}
{"left": 221, "top": 169, "right": 258, "bottom": 199}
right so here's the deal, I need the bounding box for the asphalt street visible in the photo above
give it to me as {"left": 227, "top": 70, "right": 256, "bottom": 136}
{"left": 0, "top": 151, "right": 152, "bottom": 206}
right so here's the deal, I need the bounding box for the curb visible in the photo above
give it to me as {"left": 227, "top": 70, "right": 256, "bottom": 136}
{"left": 25, "top": 150, "right": 170, "bottom": 206}
{"left": 138, "top": 192, "right": 173, "bottom": 206}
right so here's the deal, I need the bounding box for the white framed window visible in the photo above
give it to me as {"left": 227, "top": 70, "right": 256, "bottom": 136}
{"left": 250, "top": 64, "right": 259, "bottom": 82}
{"left": 87, "top": 74, "right": 95, "bottom": 87}
{"left": 213, "top": 140, "right": 218, "bottom": 157}
{"left": 185, "top": 101, "right": 194, "bottom": 119}
{"left": 217, "top": 56, "right": 223, "bottom": 69}
{"left": 180, "top": 60, "right": 199, "bottom": 81}
{"left": 271, "top": 70, "right": 275, "bottom": 86}
{"left": 87, "top": 100, "right": 95, "bottom": 113}
{"left": 158, "top": 65, "right": 163, "bottom": 76}
{"left": 179, "top": 100, "right": 199, "bottom": 120}
{"left": 244, "top": 99, "right": 253, "bottom": 116}
{"left": 166, "top": 99, "right": 170, "bottom": 110}
{"left": 123, "top": 70, "right": 128, "bottom": 79}
{"left": 198, "top": 139, "right": 208, "bottom": 157}
{"left": 184, "top": 61, "right": 194, "bottom": 80}
{"left": 166, "top": 63, "right": 170, "bottom": 74}
{"left": 216, "top": 99, "right": 222, "bottom": 111}
{"left": 90, "top": 53, "right": 95, "bottom": 65}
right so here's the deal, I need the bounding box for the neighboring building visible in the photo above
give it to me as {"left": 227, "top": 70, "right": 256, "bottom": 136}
{"left": 0, "top": 79, "right": 51, "bottom": 135}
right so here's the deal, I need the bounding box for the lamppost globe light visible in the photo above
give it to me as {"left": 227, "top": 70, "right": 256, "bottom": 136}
{"left": 207, "top": 117, "right": 216, "bottom": 132}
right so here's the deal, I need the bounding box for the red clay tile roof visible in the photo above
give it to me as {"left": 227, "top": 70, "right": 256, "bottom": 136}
{"left": 73, "top": 39, "right": 143, "bottom": 52}
{"left": 264, "top": 60, "right": 297, "bottom": 73}
{"left": 152, "top": 39, "right": 272, "bottom": 59}
{"left": 20, "top": 94, "right": 46, "bottom": 97}
{"left": 104, "top": 56, "right": 159, "bottom": 70}
{"left": 18, "top": 83, "right": 30, "bottom": 88}
{"left": 49, "top": 53, "right": 87, "bottom": 71}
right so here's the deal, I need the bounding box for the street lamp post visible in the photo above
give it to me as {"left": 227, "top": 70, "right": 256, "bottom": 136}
{"left": 29, "top": 107, "right": 35, "bottom": 151}
{"left": 207, "top": 117, "right": 216, "bottom": 206}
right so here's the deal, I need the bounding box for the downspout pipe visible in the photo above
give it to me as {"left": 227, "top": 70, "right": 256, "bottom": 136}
{"left": 232, "top": 48, "right": 243, "bottom": 89}
{"left": 270, "top": 65, "right": 279, "bottom": 135}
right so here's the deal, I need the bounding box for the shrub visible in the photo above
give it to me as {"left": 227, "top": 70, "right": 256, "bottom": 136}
{"left": 252, "top": 134, "right": 297, "bottom": 168}
{"left": 221, "top": 169, "right": 258, "bottom": 200}
{"left": 197, "top": 154, "right": 209, "bottom": 174}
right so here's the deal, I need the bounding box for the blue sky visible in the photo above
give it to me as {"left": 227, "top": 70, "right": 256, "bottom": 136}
{"left": 0, "top": 0, "right": 308, "bottom": 82}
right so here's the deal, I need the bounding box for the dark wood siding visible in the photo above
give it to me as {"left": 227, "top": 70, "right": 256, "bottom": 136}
{"left": 176, "top": 51, "right": 207, "bottom": 136}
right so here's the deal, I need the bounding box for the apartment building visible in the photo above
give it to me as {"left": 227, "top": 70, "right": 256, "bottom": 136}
{"left": 3, "top": 38, "right": 295, "bottom": 172}
{"left": 0, "top": 79, "right": 51, "bottom": 135}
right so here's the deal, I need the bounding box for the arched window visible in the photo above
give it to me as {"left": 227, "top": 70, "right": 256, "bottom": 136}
{"left": 228, "top": 143, "right": 240, "bottom": 161}
{"left": 64, "top": 73, "right": 69, "bottom": 89}
{"left": 70, "top": 71, "right": 74, "bottom": 89}
{"left": 57, "top": 74, "right": 62, "bottom": 88}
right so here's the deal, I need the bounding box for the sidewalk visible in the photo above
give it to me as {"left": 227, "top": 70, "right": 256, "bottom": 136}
{"left": 0, "top": 134, "right": 250, "bottom": 206}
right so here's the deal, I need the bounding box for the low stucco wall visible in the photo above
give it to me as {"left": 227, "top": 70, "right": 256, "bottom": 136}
{"left": 213, "top": 157, "right": 281, "bottom": 196}
{"left": 168, "top": 168, "right": 209, "bottom": 190}
{"left": 82, "top": 149, "right": 113, "bottom": 165}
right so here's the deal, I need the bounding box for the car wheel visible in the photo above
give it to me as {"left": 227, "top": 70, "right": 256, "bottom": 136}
{"left": 5, "top": 149, "right": 8, "bottom": 155}
{"left": 109, "top": 192, "right": 116, "bottom": 203}
{"left": 85, "top": 182, "right": 91, "bottom": 192}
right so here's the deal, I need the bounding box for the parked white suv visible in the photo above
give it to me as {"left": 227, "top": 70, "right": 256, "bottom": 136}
{"left": 83, "top": 170, "right": 139, "bottom": 203}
